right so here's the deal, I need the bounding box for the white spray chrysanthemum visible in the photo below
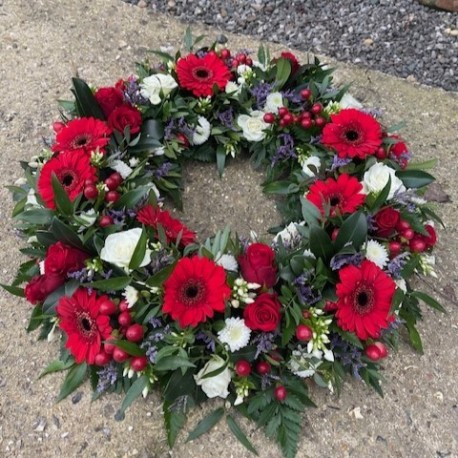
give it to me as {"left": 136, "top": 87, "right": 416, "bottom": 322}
{"left": 364, "top": 240, "right": 389, "bottom": 268}
{"left": 218, "top": 317, "right": 251, "bottom": 352}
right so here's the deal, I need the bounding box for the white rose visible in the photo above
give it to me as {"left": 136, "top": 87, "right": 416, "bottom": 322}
{"left": 301, "top": 155, "right": 321, "bottom": 177}
{"left": 237, "top": 111, "right": 270, "bottom": 142}
{"left": 264, "top": 92, "right": 284, "bottom": 113}
{"left": 362, "top": 162, "right": 406, "bottom": 199}
{"left": 192, "top": 116, "right": 211, "bottom": 145}
{"left": 100, "top": 228, "right": 151, "bottom": 269}
{"left": 140, "top": 74, "right": 178, "bottom": 105}
{"left": 194, "top": 355, "right": 231, "bottom": 399}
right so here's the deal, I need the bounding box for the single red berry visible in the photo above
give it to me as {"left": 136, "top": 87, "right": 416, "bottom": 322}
{"left": 372, "top": 342, "right": 388, "bottom": 359}
{"left": 279, "top": 118, "right": 288, "bottom": 128}
{"left": 296, "top": 324, "right": 313, "bottom": 342}
{"left": 263, "top": 112, "right": 275, "bottom": 124}
{"left": 300, "top": 88, "right": 312, "bottom": 100}
{"left": 94, "top": 351, "right": 112, "bottom": 366}
{"left": 245, "top": 57, "right": 253, "bottom": 66}
{"left": 409, "top": 238, "right": 426, "bottom": 253}
{"left": 110, "top": 172, "right": 123, "bottom": 187}
{"left": 231, "top": 58, "right": 239, "bottom": 68}
{"left": 112, "top": 347, "right": 130, "bottom": 363}
{"left": 396, "top": 220, "right": 411, "bottom": 232}
{"left": 118, "top": 311, "right": 132, "bottom": 327}
{"left": 364, "top": 344, "right": 382, "bottom": 361}
{"left": 130, "top": 356, "right": 148, "bottom": 372}
{"left": 104, "top": 177, "right": 118, "bottom": 191}
{"left": 104, "top": 341, "right": 116, "bottom": 355}
{"left": 292, "top": 115, "right": 300, "bottom": 124}
{"left": 278, "top": 107, "right": 289, "bottom": 118}
{"left": 256, "top": 361, "right": 271, "bottom": 375}
{"left": 84, "top": 177, "right": 97, "bottom": 186}
{"left": 237, "top": 53, "right": 246, "bottom": 64}
{"left": 99, "top": 299, "right": 117, "bottom": 315}
{"left": 375, "top": 147, "right": 386, "bottom": 160}
{"left": 220, "top": 48, "right": 231, "bottom": 59}
{"left": 235, "top": 360, "right": 252, "bottom": 377}
{"left": 282, "top": 113, "right": 293, "bottom": 125}
{"left": 311, "top": 103, "right": 322, "bottom": 114}
{"left": 99, "top": 215, "right": 113, "bottom": 228}
{"left": 314, "top": 116, "right": 326, "bottom": 128}
{"left": 274, "top": 385, "right": 287, "bottom": 402}
{"left": 389, "top": 241, "right": 402, "bottom": 256}
{"left": 401, "top": 229, "right": 415, "bottom": 241}
{"left": 84, "top": 185, "right": 98, "bottom": 200}
{"left": 331, "top": 228, "right": 339, "bottom": 241}
{"left": 119, "top": 300, "right": 129, "bottom": 312}
{"left": 207, "top": 50, "right": 218, "bottom": 59}
{"left": 300, "top": 111, "right": 311, "bottom": 120}
{"left": 126, "top": 324, "right": 144, "bottom": 342}
{"left": 105, "top": 190, "right": 120, "bottom": 203}
{"left": 300, "top": 118, "right": 313, "bottom": 129}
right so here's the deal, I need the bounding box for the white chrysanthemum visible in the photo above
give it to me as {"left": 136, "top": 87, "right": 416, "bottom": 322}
{"left": 264, "top": 92, "right": 284, "bottom": 113}
{"left": 364, "top": 240, "right": 389, "bottom": 268}
{"left": 218, "top": 317, "right": 251, "bottom": 352}
{"left": 123, "top": 285, "right": 139, "bottom": 308}
{"left": 110, "top": 159, "right": 133, "bottom": 179}
{"left": 192, "top": 116, "right": 211, "bottom": 145}
{"left": 215, "top": 253, "right": 238, "bottom": 272}
{"left": 301, "top": 155, "right": 321, "bottom": 177}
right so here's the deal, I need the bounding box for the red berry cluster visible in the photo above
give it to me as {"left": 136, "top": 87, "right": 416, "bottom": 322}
{"left": 389, "top": 220, "right": 437, "bottom": 256}
{"left": 229, "top": 52, "right": 253, "bottom": 68}
{"left": 83, "top": 172, "right": 123, "bottom": 204}
{"left": 263, "top": 101, "right": 326, "bottom": 130}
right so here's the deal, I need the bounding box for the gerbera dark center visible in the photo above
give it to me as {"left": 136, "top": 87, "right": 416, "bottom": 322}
{"left": 185, "top": 285, "right": 199, "bottom": 299}
{"left": 330, "top": 195, "right": 341, "bottom": 206}
{"left": 58, "top": 169, "right": 78, "bottom": 191}
{"left": 345, "top": 130, "right": 359, "bottom": 142}
{"left": 192, "top": 67, "right": 213, "bottom": 81}
{"left": 72, "top": 134, "right": 90, "bottom": 148}
{"left": 179, "top": 279, "right": 207, "bottom": 306}
{"left": 77, "top": 312, "right": 96, "bottom": 339}
{"left": 353, "top": 284, "right": 375, "bottom": 314}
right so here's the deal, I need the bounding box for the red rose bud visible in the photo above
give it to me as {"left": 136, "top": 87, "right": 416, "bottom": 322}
{"left": 324, "top": 300, "right": 338, "bottom": 313}
{"left": 52, "top": 121, "right": 65, "bottom": 134}
{"left": 44, "top": 241, "right": 88, "bottom": 277}
{"left": 238, "top": 243, "right": 277, "bottom": 288}
{"left": 108, "top": 104, "right": 142, "bottom": 135}
{"left": 112, "top": 347, "right": 130, "bottom": 363}
{"left": 176, "top": 132, "right": 189, "bottom": 148}
{"left": 243, "top": 293, "right": 281, "bottom": 332}
{"left": 373, "top": 342, "right": 388, "bottom": 359}
{"left": 94, "top": 351, "right": 112, "bottom": 366}
{"left": 130, "top": 356, "right": 148, "bottom": 372}
{"left": 126, "top": 324, "right": 144, "bottom": 342}
{"left": 274, "top": 385, "right": 288, "bottom": 401}
{"left": 389, "top": 135, "right": 409, "bottom": 159}
{"left": 364, "top": 344, "right": 382, "bottom": 361}
{"left": 374, "top": 207, "right": 401, "bottom": 238}
{"left": 25, "top": 274, "right": 65, "bottom": 305}
{"left": 296, "top": 324, "right": 313, "bottom": 342}
{"left": 331, "top": 228, "right": 339, "bottom": 241}
{"left": 255, "top": 361, "right": 271, "bottom": 375}
{"left": 235, "top": 360, "right": 252, "bottom": 377}
{"left": 409, "top": 238, "right": 426, "bottom": 253}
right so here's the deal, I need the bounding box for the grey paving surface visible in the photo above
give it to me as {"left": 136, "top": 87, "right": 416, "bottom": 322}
{"left": 0, "top": 1, "right": 457, "bottom": 457}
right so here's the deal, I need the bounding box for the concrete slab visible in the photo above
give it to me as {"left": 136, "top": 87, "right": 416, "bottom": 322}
{"left": 0, "top": 1, "right": 457, "bottom": 457}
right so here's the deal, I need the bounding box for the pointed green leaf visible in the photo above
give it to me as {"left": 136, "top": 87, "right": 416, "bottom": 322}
{"left": 51, "top": 174, "right": 74, "bottom": 216}
{"left": 334, "top": 211, "right": 368, "bottom": 252}
{"left": 39, "top": 359, "right": 75, "bottom": 379}
{"left": 16, "top": 208, "right": 54, "bottom": 225}
{"left": 109, "top": 340, "right": 145, "bottom": 357}
{"left": 411, "top": 291, "right": 446, "bottom": 313}
{"left": 56, "top": 363, "right": 87, "bottom": 402}
{"left": 309, "top": 226, "right": 334, "bottom": 263}
{"left": 84, "top": 276, "right": 132, "bottom": 291}
{"left": 396, "top": 170, "right": 435, "bottom": 189}
{"left": 115, "top": 375, "right": 148, "bottom": 420}
{"left": 0, "top": 283, "right": 25, "bottom": 297}
{"left": 274, "top": 58, "right": 291, "bottom": 89}
{"left": 163, "top": 401, "right": 187, "bottom": 447}
{"left": 71, "top": 78, "right": 105, "bottom": 119}
{"left": 226, "top": 415, "right": 258, "bottom": 456}
{"left": 186, "top": 407, "right": 224, "bottom": 442}
{"left": 216, "top": 146, "right": 226, "bottom": 177}
{"left": 51, "top": 218, "right": 84, "bottom": 249}
{"left": 129, "top": 226, "right": 148, "bottom": 270}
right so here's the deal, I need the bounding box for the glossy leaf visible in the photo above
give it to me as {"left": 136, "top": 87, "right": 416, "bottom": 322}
{"left": 186, "top": 407, "right": 224, "bottom": 442}
{"left": 56, "top": 363, "right": 87, "bottom": 402}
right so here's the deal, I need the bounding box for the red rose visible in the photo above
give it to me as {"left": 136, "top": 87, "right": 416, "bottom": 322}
{"left": 108, "top": 104, "right": 142, "bottom": 135}
{"left": 239, "top": 243, "right": 277, "bottom": 288}
{"left": 374, "top": 207, "right": 401, "bottom": 238}
{"left": 25, "top": 274, "right": 65, "bottom": 305}
{"left": 422, "top": 224, "right": 437, "bottom": 248}
{"left": 280, "top": 51, "right": 300, "bottom": 74}
{"left": 44, "top": 242, "right": 88, "bottom": 277}
{"left": 95, "top": 86, "right": 125, "bottom": 118}
{"left": 243, "top": 293, "right": 281, "bottom": 332}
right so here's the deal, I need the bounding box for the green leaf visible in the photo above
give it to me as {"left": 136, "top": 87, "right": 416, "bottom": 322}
{"left": 369, "top": 176, "right": 391, "bottom": 212}
{"left": 300, "top": 196, "right": 320, "bottom": 227}
{"left": 115, "top": 375, "right": 148, "bottom": 420}
{"left": 71, "top": 78, "right": 105, "bottom": 119}
{"left": 113, "top": 186, "right": 150, "bottom": 210}
{"left": 39, "top": 359, "right": 75, "bottom": 379}
{"left": 309, "top": 226, "right": 334, "bottom": 263}
{"left": 183, "top": 26, "right": 193, "bottom": 52}
{"left": 263, "top": 181, "right": 294, "bottom": 195}
{"left": 56, "top": 363, "right": 87, "bottom": 402}
{"left": 163, "top": 401, "right": 187, "bottom": 447}
{"left": 334, "top": 211, "right": 368, "bottom": 252}
{"left": 0, "top": 283, "right": 24, "bottom": 297}
{"left": 274, "top": 58, "right": 292, "bottom": 89}
{"left": 404, "top": 320, "right": 423, "bottom": 353}
{"left": 186, "top": 407, "right": 224, "bottom": 442}
{"left": 26, "top": 305, "right": 44, "bottom": 332}
{"left": 396, "top": 170, "right": 435, "bottom": 189}
{"left": 50, "top": 218, "right": 84, "bottom": 249}
{"left": 109, "top": 340, "right": 145, "bottom": 357}
{"left": 51, "top": 174, "right": 74, "bottom": 216}
{"left": 226, "top": 415, "right": 258, "bottom": 456}
{"left": 154, "top": 355, "right": 196, "bottom": 372}
{"left": 84, "top": 276, "right": 132, "bottom": 291}
{"left": 16, "top": 208, "right": 54, "bottom": 225}
{"left": 129, "top": 226, "right": 148, "bottom": 270}
{"left": 145, "top": 262, "right": 176, "bottom": 287}
{"left": 216, "top": 145, "right": 226, "bottom": 177}
{"left": 411, "top": 291, "right": 446, "bottom": 313}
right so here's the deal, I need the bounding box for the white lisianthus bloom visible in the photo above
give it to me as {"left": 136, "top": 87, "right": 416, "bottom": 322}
{"left": 362, "top": 162, "right": 406, "bottom": 199}
{"left": 218, "top": 317, "right": 251, "bottom": 352}
{"left": 237, "top": 111, "right": 270, "bottom": 142}
{"left": 192, "top": 116, "right": 211, "bottom": 145}
{"left": 225, "top": 81, "right": 242, "bottom": 96}
{"left": 301, "top": 155, "right": 321, "bottom": 177}
{"left": 100, "top": 228, "right": 151, "bottom": 269}
{"left": 140, "top": 73, "right": 178, "bottom": 105}
{"left": 264, "top": 92, "right": 284, "bottom": 113}
{"left": 152, "top": 146, "right": 165, "bottom": 156}
{"left": 110, "top": 159, "right": 133, "bottom": 179}
{"left": 339, "top": 93, "right": 363, "bottom": 109}
{"left": 364, "top": 240, "right": 389, "bottom": 268}
{"left": 215, "top": 252, "right": 238, "bottom": 272}
{"left": 289, "top": 346, "right": 323, "bottom": 378}
{"left": 123, "top": 285, "right": 139, "bottom": 308}
{"left": 194, "top": 355, "right": 231, "bottom": 399}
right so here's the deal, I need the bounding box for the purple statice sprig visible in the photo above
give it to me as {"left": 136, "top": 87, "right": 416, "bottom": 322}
{"left": 387, "top": 252, "right": 410, "bottom": 279}
{"left": 96, "top": 362, "right": 119, "bottom": 393}
{"left": 330, "top": 252, "right": 363, "bottom": 271}
{"left": 217, "top": 108, "right": 236, "bottom": 130}
{"left": 330, "top": 334, "right": 364, "bottom": 380}
{"left": 195, "top": 331, "right": 216, "bottom": 353}
{"left": 329, "top": 156, "right": 352, "bottom": 171}
{"left": 293, "top": 274, "right": 321, "bottom": 306}
{"left": 252, "top": 332, "right": 277, "bottom": 359}
{"left": 250, "top": 82, "right": 274, "bottom": 109}
{"left": 271, "top": 133, "right": 297, "bottom": 165}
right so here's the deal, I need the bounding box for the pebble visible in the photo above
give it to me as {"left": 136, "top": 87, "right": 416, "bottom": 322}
{"left": 122, "top": 0, "right": 458, "bottom": 91}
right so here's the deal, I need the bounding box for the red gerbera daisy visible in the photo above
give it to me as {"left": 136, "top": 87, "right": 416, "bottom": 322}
{"left": 163, "top": 256, "right": 231, "bottom": 328}
{"left": 38, "top": 150, "right": 97, "bottom": 209}
{"left": 52, "top": 117, "right": 112, "bottom": 155}
{"left": 176, "top": 52, "right": 231, "bottom": 97}
{"left": 306, "top": 173, "right": 365, "bottom": 217}
{"left": 137, "top": 204, "right": 196, "bottom": 247}
{"left": 56, "top": 288, "right": 113, "bottom": 364}
{"left": 335, "top": 260, "right": 396, "bottom": 340}
{"left": 321, "top": 108, "right": 382, "bottom": 159}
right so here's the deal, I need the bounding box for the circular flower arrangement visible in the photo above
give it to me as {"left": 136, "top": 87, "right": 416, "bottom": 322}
{"left": 4, "top": 30, "right": 444, "bottom": 458}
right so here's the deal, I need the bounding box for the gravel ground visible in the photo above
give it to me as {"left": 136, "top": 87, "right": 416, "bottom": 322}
{"left": 124, "top": 0, "right": 458, "bottom": 92}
